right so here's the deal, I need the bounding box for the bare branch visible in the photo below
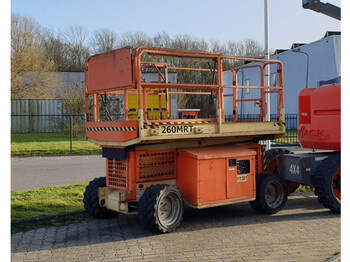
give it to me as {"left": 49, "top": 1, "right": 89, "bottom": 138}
{"left": 90, "top": 28, "right": 118, "bottom": 54}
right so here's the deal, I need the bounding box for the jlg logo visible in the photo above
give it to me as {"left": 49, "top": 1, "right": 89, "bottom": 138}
{"left": 298, "top": 126, "right": 330, "bottom": 140}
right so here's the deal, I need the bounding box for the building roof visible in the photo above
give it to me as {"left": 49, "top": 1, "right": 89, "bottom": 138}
{"left": 290, "top": 43, "right": 306, "bottom": 49}
{"left": 273, "top": 49, "right": 289, "bottom": 55}
{"left": 273, "top": 31, "right": 340, "bottom": 55}
{"left": 324, "top": 31, "right": 341, "bottom": 38}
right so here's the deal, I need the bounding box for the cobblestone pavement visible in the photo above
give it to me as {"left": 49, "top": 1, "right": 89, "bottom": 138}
{"left": 11, "top": 192, "right": 340, "bottom": 262}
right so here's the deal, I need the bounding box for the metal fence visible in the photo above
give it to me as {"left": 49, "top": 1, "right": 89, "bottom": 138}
{"left": 11, "top": 114, "right": 86, "bottom": 133}
{"left": 272, "top": 114, "right": 299, "bottom": 146}
{"left": 11, "top": 113, "right": 300, "bottom": 146}
{"left": 225, "top": 114, "right": 299, "bottom": 146}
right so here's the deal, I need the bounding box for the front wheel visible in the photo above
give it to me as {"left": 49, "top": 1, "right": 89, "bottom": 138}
{"left": 83, "top": 177, "right": 118, "bottom": 219}
{"left": 265, "top": 148, "right": 300, "bottom": 195}
{"left": 250, "top": 173, "right": 288, "bottom": 214}
{"left": 314, "top": 154, "right": 340, "bottom": 213}
{"left": 138, "top": 185, "right": 184, "bottom": 233}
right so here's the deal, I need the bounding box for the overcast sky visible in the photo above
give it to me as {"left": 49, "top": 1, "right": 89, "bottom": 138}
{"left": 10, "top": 0, "right": 341, "bottom": 51}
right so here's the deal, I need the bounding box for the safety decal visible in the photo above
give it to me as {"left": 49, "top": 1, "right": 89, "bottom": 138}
{"left": 142, "top": 121, "right": 211, "bottom": 130}
{"left": 237, "top": 174, "right": 248, "bottom": 182}
{"left": 86, "top": 127, "right": 137, "bottom": 132}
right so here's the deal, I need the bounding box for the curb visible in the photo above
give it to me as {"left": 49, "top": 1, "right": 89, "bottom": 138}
{"left": 325, "top": 253, "right": 341, "bottom": 262}
{"left": 11, "top": 211, "right": 87, "bottom": 228}
{"left": 11, "top": 154, "right": 102, "bottom": 161}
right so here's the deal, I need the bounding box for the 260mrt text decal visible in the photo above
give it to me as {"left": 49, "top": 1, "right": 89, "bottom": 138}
{"left": 161, "top": 125, "right": 194, "bottom": 134}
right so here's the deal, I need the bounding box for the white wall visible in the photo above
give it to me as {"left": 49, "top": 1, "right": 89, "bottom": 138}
{"left": 224, "top": 35, "right": 340, "bottom": 116}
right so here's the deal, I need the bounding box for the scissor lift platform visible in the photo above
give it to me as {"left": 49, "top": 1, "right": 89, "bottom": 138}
{"left": 86, "top": 119, "right": 285, "bottom": 147}
{"left": 85, "top": 47, "right": 285, "bottom": 147}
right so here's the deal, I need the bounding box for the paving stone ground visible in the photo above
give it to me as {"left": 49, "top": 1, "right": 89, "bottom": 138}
{"left": 11, "top": 192, "right": 340, "bottom": 262}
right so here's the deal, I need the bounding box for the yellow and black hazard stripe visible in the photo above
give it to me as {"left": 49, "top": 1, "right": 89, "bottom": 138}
{"left": 86, "top": 127, "right": 137, "bottom": 132}
{"left": 273, "top": 122, "right": 285, "bottom": 126}
{"left": 142, "top": 124, "right": 158, "bottom": 130}
{"left": 141, "top": 121, "right": 211, "bottom": 130}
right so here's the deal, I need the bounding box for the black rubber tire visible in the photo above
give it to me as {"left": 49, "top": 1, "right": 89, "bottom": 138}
{"left": 265, "top": 148, "right": 300, "bottom": 195}
{"left": 250, "top": 173, "right": 288, "bottom": 214}
{"left": 314, "top": 154, "right": 341, "bottom": 213}
{"left": 83, "top": 177, "right": 118, "bottom": 219}
{"left": 138, "top": 185, "right": 184, "bottom": 233}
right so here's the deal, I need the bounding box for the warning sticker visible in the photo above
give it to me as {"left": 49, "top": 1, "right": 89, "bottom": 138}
{"left": 237, "top": 174, "right": 248, "bottom": 182}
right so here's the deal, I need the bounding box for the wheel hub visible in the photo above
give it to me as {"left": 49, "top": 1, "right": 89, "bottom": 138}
{"left": 157, "top": 192, "right": 182, "bottom": 227}
{"left": 265, "top": 182, "right": 283, "bottom": 208}
{"left": 159, "top": 198, "right": 171, "bottom": 217}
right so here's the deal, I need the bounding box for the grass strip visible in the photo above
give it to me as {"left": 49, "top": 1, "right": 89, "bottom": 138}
{"left": 11, "top": 183, "right": 91, "bottom": 233}
{"left": 11, "top": 133, "right": 101, "bottom": 156}
{"left": 296, "top": 185, "right": 314, "bottom": 192}
{"left": 11, "top": 183, "right": 88, "bottom": 222}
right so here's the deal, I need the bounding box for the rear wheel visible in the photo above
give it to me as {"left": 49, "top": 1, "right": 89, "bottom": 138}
{"left": 250, "top": 173, "right": 288, "bottom": 214}
{"left": 314, "top": 154, "right": 340, "bottom": 213}
{"left": 138, "top": 185, "right": 184, "bottom": 233}
{"left": 83, "top": 177, "right": 118, "bottom": 219}
{"left": 265, "top": 148, "right": 300, "bottom": 195}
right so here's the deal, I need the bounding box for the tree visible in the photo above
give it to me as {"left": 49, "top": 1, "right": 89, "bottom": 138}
{"left": 171, "top": 34, "right": 208, "bottom": 51}
{"left": 242, "top": 39, "right": 264, "bottom": 57}
{"left": 40, "top": 29, "right": 71, "bottom": 71}
{"left": 11, "top": 14, "right": 58, "bottom": 99}
{"left": 11, "top": 45, "right": 59, "bottom": 99}
{"left": 152, "top": 31, "right": 172, "bottom": 49}
{"left": 11, "top": 14, "right": 266, "bottom": 112}
{"left": 118, "top": 31, "right": 153, "bottom": 48}
{"left": 61, "top": 25, "right": 90, "bottom": 71}
{"left": 11, "top": 13, "right": 41, "bottom": 56}
{"left": 58, "top": 84, "right": 86, "bottom": 136}
{"left": 90, "top": 28, "right": 118, "bottom": 54}
{"left": 210, "top": 39, "right": 227, "bottom": 54}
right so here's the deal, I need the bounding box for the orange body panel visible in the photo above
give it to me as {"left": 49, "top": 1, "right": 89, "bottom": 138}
{"left": 199, "top": 159, "right": 227, "bottom": 203}
{"left": 176, "top": 152, "right": 200, "bottom": 205}
{"left": 105, "top": 151, "right": 137, "bottom": 201}
{"left": 176, "top": 146, "right": 256, "bottom": 207}
{"left": 243, "top": 144, "right": 265, "bottom": 174}
{"left": 298, "top": 84, "right": 340, "bottom": 150}
{"left": 105, "top": 145, "right": 261, "bottom": 205}
{"left": 135, "top": 150, "right": 176, "bottom": 183}
{"left": 105, "top": 150, "right": 177, "bottom": 201}
{"left": 226, "top": 156, "right": 256, "bottom": 200}
{"left": 85, "top": 47, "right": 134, "bottom": 93}
{"left": 127, "top": 152, "right": 137, "bottom": 201}
{"left": 86, "top": 121, "right": 138, "bottom": 142}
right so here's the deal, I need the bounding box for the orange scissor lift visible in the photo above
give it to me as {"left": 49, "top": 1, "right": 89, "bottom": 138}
{"left": 83, "top": 46, "right": 288, "bottom": 233}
